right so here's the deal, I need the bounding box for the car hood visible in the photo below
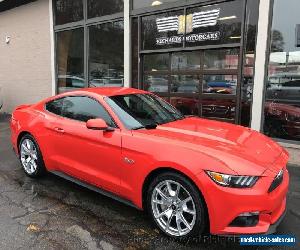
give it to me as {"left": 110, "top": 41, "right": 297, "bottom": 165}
{"left": 134, "top": 117, "right": 285, "bottom": 176}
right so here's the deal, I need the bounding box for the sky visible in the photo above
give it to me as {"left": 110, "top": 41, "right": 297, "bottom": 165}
{"left": 272, "top": 0, "right": 300, "bottom": 52}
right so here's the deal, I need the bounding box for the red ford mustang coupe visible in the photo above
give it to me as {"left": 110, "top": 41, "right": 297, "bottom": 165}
{"left": 10, "top": 87, "right": 289, "bottom": 238}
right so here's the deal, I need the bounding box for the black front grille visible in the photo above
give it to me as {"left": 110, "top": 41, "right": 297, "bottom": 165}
{"left": 268, "top": 169, "right": 284, "bottom": 193}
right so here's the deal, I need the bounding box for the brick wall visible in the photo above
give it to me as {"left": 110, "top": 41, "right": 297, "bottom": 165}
{"left": 0, "top": 0, "right": 52, "bottom": 113}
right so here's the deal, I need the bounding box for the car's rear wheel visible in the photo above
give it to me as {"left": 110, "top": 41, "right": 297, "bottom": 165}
{"left": 147, "top": 172, "right": 207, "bottom": 238}
{"left": 19, "top": 134, "right": 46, "bottom": 178}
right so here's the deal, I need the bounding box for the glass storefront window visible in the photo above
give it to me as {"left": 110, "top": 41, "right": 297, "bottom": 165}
{"left": 144, "top": 75, "right": 169, "bottom": 93}
{"left": 89, "top": 21, "right": 124, "bottom": 88}
{"left": 87, "top": 0, "right": 123, "bottom": 19}
{"left": 171, "top": 75, "right": 200, "bottom": 93}
{"left": 54, "top": 0, "right": 83, "bottom": 25}
{"left": 203, "top": 75, "right": 237, "bottom": 95}
{"left": 133, "top": 0, "right": 179, "bottom": 10}
{"left": 204, "top": 49, "right": 239, "bottom": 70}
{"left": 134, "top": 0, "right": 259, "bottom": 127}
{"left": 201, "top": 99, "right": 236, "bottom": 120}
{"left": 56, "top": 28, "right": 85, "bottom": 93}
{"left": 144, "top": 54, "right": 169, "bottom": 72}
{"left": 263, "top": 0, "right": 300, "bottom": 141}
{"left": 186, "top": 1, "right": 243, "bottom": 47}
{"left": 171, "top": 52, "right": 201, "bottom": 71}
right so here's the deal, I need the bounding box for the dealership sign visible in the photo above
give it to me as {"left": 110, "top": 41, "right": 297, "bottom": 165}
{"left": 156, "top": 31, "right": 220, "bottom": 45}
{"left": 156, "top": 9, "right": 221, "bottom": 45}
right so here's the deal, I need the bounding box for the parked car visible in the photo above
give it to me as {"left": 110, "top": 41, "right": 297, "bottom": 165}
{"left": 264, "top": 101, "right": 300, "bottom": 139}
{"left": 170, "top": 97, "right": 235, "bottom": 119}
{"left": 266, "top": 73, "right": 300, "bottom": 103}
{"left": 10, "top": 87, "right": 289, "bottom": 238}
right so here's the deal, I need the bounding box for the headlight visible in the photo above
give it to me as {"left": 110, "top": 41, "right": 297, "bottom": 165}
{"left": 206, "top": 171, "right": 259, "bottom": 188}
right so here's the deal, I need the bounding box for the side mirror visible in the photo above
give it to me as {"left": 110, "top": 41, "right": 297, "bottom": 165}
{"left": 86, "top": 119, "right": 114, "bottom": 131}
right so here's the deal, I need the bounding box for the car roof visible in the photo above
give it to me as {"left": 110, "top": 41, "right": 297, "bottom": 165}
{"left": 58, "top": 87, "right": 148, "bottom": 97}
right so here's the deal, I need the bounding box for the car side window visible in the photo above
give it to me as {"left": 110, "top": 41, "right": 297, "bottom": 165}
{"left": 62, "top": 96, "right": 115, "bottom": 126}
{"left": 45, "top": 98, "right": 64, "bottom": 115}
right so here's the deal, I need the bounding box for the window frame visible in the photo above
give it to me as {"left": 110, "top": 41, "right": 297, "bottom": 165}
{"left": 44, "top": 95, "right": 118, "bottom": 128}
{"left": 88, "top": 20, "right": 125, "bottom": 87}
{"left": 55, "top": 27, "right": 85, "bottom": 94}
{"left": 53, "top": 0, "right": 84, "bottom": 26}
{"left": 53, "top": 0, "right": 124, "bottom": 94}
{"left": 86, "top": 0, "right": 124, "bottom": 20}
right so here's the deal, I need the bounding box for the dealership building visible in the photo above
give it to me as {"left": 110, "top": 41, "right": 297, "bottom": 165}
{"left": 0, "top": 0, "right": 300, "bottom": 155}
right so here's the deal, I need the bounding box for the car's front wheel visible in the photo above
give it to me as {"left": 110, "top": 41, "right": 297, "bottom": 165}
{"left": 19, "top": 134, "right": 46, "bottom": 178}
{"left": 147, "top": 172, "right": 207, "bottom": 238}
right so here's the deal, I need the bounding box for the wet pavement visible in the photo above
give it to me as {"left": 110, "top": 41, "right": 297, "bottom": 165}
{"left": 0, "top": 115, "right": 299, "bottom": 250}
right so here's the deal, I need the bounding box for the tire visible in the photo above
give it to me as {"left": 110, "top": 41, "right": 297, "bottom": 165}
{"left": 147, "top": 172, "right": 207, "bottom": 239}
{"left": 19, "top": 134, "right": 47, "bottom": 178}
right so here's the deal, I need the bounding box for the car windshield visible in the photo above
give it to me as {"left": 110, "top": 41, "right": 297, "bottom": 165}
{"left": 105, "top": 94, "right": 184, "bottom": 130}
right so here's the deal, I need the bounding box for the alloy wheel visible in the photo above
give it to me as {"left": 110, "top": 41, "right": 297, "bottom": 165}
{"left": 151, "top": 180, "right": 197, "bottom": 237}
{"left": 20, "top": 139, "right": 38, "bottom": 175}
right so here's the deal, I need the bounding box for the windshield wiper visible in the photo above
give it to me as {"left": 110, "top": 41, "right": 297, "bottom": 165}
{"left": 132, "top": 123, "right": 158, "bottom": 130}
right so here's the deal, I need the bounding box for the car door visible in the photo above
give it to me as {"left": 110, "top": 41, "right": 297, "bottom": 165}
{"left": 52, "top": 95, "right": 122, "bottom": 193}
{"left": 43, "top": 97, "right": 65, "bottom": 170}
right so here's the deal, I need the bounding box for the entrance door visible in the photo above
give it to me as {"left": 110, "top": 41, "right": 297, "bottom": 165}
{"left": 142, "top": 48, "right": 240, "bottom": 124}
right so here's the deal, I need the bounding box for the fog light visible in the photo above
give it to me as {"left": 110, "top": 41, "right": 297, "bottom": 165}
{"left": 229, "top": 212, "right": 259, "bottom": 227}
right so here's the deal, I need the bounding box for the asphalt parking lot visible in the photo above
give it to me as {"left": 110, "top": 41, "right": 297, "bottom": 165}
{"left": 0, "top": 115, "right": 299, "bottom": 250}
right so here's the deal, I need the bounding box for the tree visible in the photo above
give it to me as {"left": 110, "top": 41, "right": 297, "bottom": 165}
{"left": 271, "top": 30, "right": 285, "bottom": 52}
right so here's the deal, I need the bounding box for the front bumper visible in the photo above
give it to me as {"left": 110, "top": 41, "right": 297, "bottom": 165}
{"left": 196, "top": 165, "right": 289, "bottom": 235}
{"left": 265, "top": 207, "right": 287, "bottom": 235}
